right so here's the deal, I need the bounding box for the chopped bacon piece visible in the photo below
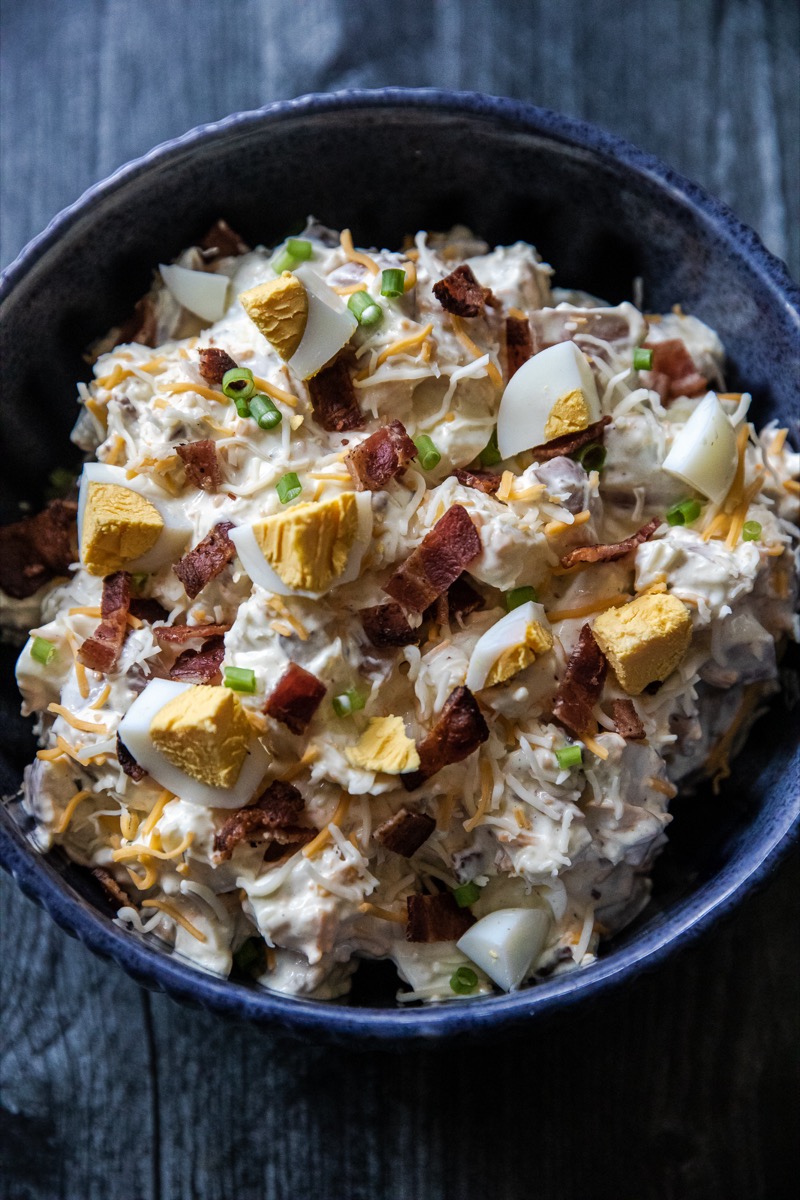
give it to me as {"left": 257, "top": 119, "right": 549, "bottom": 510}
{"left": 529, "top": 416, "right": 612, "bottom": 462}
{"left": 402, "top": 686, "right": 489, "bottom": 791}
{"left": 552, "top": 624, "right": 608, "bottom": 737}
{"left": 177, "top": 440, "right": 222, "bottom": 492}
{"left": 308, "top": 358, "right": 364, "bottom": 432}
{"left": 360, "top": 602, "right": 422, "bottom": 648}
{"left": 405, "top": 892, "right": 475, "bottom": 942}
{"left": 384, "top": 505, "right": 481, "bottom": 613}
{"left": 560, "top": 517, "right": 662, "bottom": 569}
{"left": 198, "top": 347, "right": 237, "bottom": 385}
{"left": 612, "top": 698, "right": 645, "bottom": 740}
{"left": 374, "top": 808, "right": 436, "bottom": 857}
{"left": 129, "top": 597, "right": 170, "bottom": 624}
{"left": 643, "top": 339, "right": 707, "bottom": 403}
{"left": 198, "top": 219, "right": 249, "bottom": 259}
{"left": 506, "top": 314, "right": 533, "bottom": 378}
{"left": 0, "top": 499, "right": 78, "bottom": 600}
{"left": 446, "top": 574, "right": 485, "bottom": 621}
{"left": 212, "top": 780, "right": 311, "bottom": 862}
{"left": 453, "top": 467, "right": 502, "bottom": 495}
{"left": 173, "top": 521, "right": 236, "bottom": 600}
{"left": 344, "top": 420, "right": 417, "bottom": 491}
{"left": 116, "top": 735, "right": 146, "bottom": 781}
{"left": 154, "top": 622, "right": 231, "bottom": 643}
{"left": 432, "top": 264, "right": 491, "bottom": 318}
{"left": 169, "top": 636, "right": 225, "bottom": 684}
{"left": 77, "top": 572, "right": 131, "bottom": 673}
{"left": 92, "top": 866, "right": 129, "bottom": 908}
{"left": 264, "top": 663, "right": 326, "bottom": 734}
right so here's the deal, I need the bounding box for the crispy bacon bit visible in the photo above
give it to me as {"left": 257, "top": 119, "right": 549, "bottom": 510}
{"left": 154, "top": 622, "right": 231, "bottom": 643}
{"left": 433, "top": 264, "right": 491, "bottom": 318}
{"left": 92, "top": 866, "right": 129, "bottom": 908}
{"left": 644, "top": 339, "right": 707, "bottom": 403}
{"left": 529, "top": 416, "right": 612, "bottom": 462}
{"left": 453, "top": 467, "right": 502, "bottom": 495}
{"left": 168, "top": 636, "right": 225, "bottom": 684}
{"left": 212, "top": 780, "right": 311, "bottom": 862}
{"left": 0, "top": 499, "right": 78, "bottom": 600}
{"left": 446, "top": 574, "right": 485, "bottom": 621}
{"left": 360, "top": 602, "right": 421, "bottom": 648}
{"left": 374, "top": 808, "right": 436, "bottom": 857}
{"left": 115, "top": 294, "right": 159, "bottom": 348}
{"left": 198, "top": 348, "right": 237, "bottom": 385}
{"left": 402, "top": 686, "right": 489, "bottom": 791}
{"left": 560, "top": 516, "right": 662, "bottom": 569}
{"left": 405, "top": 892, "right": 475, "bottom": 942}
{"left": 198, "top": 219, "right": 250, "bottom": 260}
{"left": 264, "top": 663, "right": 327, "bottom": 734}
{"left": 384, "top": 505, "right": 481, "bottom": 613}
{"left": 612, "top": 698, "right": 645, "bottom": 740}
{"left": 506, "top": 314, "right": 533, "bottom": 378}
{"left": 116, "top": 735, "right": 146, "bottom": 781}
{"left": 552, "top": 624, "right": 608, "bottom": 737}
{"left": 173, "top": 521, "right": 236, "bottom": 600}
{"left": 344, "top": 420, "right": 417, "bottom": 491}
{"left": 308, "top": 358, "right": 364, "bottom": 432}
{"left": 77, "top": 572, "right": 131, "bottom": 673}
{"left": 177, "top": 440, "right": 222, "bottom": 492}
{"left": 129, "top": 597, "right": 170, "bottom": 624}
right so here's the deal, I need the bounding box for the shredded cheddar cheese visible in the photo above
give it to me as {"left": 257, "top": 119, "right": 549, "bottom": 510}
{"left": 450, "top": 315, "right": 503, "bottom": 389}
{"left": 141, "top": 898, "right": 207, "bottom": 942}
{"left": 46, "top": 703, "right": 110, "bottom": 736}
{"left": 546, "top": 593, "right": 630, "bottom": 622}
{"left": 55, "top": 789, "right": 93, "bottom": 834}
{"left": 303, "top": 791, "right": 351, "bottom": 857}
{"left": 339, "top": 228, "right": 380, "bottom": 275}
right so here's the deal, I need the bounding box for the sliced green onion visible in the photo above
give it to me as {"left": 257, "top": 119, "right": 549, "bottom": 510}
{"left": 31, "top": 637, "right": 57, "bottom": 666}
{"left": 223, "top": 666, "right": 257, "bottom": 694}
{"left": 450, "top": 966, "right": 478, "bottom": 995}
{"left": 130, "top": 572, "right": 149, "bottom": 592}
{"left": 556, "top": 744, "right": 583, "bottom": 770}
{"left": 381, "top": 268, "right": 406, "bottom": 298}
{"left": 222, "top": 367, "right": 255, "bottom": 401}
{"left": 453, "top": 882, "right": 481, "bottom": 908}
{"left": 413, "top": 434, "right": 441, "bottom": 471}
{"left": 271, "top": 238, "right": 313, "bottom": 274}
{"left": 332, "top": 688, "right": 366, "bottom": 718}
{"left": 575, "top": 442, "right": 607, "bottom": 472}
{"left": 666, "top": 497, "right": 702, "bottom": 526}
{"left": 479, "top": 429, "right": 502, "bottom": 467}
{"left": 347, "top": 290, "right": 383, "bottom": 326}
{"left": 505, "top": 585, "right": 538, "bottom": 611}
{"left": 249, "top": 394, "right": 282, "bottom": 430}
{"left": 233, "top": 937, "right": 265, "bottom": 974}
{"left": 742, "top": 520, "right": 762, "bottom": 542}
{"left": 276, "top": 472, "right": 302, "bottom": 504}
{"left": 233, "top": 395, "right": 251, "bottom": 418}
{"left": 634, "top": 347, "right": 653, "bottom": 371}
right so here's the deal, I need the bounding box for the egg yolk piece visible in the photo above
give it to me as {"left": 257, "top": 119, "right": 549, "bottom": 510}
{"left": 543, "top": 389, "right": 591, "bottom": 442}
{"left": 485, "top": 620, "right": 554, "bottom": 687}
{"left": 81, "top": 482, "right": 164, "bottom": 576}
{"left": 149, "top": 685, "right": 252, "bottom": 788}
{"left": 253, "top": 493, "right": 359, "bottom": 592}
{"left": 345, "top": 716, "right": 421, "bottom": 775}
{"left": 239, "top": 272, "right": 309, "bottom": 360}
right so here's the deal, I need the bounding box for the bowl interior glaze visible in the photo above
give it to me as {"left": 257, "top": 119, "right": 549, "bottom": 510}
{"left": 1, "top": 91, "right": 798, "bottom": 1042}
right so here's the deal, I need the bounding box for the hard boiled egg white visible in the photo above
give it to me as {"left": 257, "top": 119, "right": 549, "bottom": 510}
{"left": 496, "top": 341, "right": 601, "bottom": 459}
{"left": 159, "top": 263, "right": 230, "bottom": 323}
{"left": 661, "top": 393, "right": 737, "bottom": 505}
{"left": 287, "top": 264, "right": 358, "bottom": 380}
{"left": 78, "top": 464, "right": 193, "bottom": 575}
{"left": 457, "top": 907, "right": 552, "bottom": 991}
{"left": 465, "top": 601, "right": 552, "bottom": 691}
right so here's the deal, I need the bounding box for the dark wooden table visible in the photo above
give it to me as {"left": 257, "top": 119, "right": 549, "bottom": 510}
{"left": 1, "top": 2, "right": 798, "bottom": 1198}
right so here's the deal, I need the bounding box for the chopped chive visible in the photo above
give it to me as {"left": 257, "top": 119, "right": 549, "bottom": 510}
{"left": 332, "top": 688, "right": 366, "bottom": 717}
{"left": 381, "top": 268, "right": 406, "bottom": 298}
{"left": 276, "top": 472, "right": 302, "bottom": 504}
{"left": 271, "top": 238, "right": 313, "bottom": 274}
{"left": 453, "top": 882, "right": 481, "bottom": 908}
{"left": 666, "top": 497, "right": 702, "bottom": 526}
{"left": 223, "top": 666, "right": 257, "bottom": 694}
{"left": 575, "top": 442, "right": 607, "bottom": 472}
{"left": 233, "top": 395, "right": 251, "bottom": 418}
{"left": 31, "top": 637, "right": 57, "bottom": 666}
{"left": 249, "top": 394, "right": 282, "bottom": 430}
{"left": 556, "top": 744, "right": 583, "bottom": 770}
{"left": 413, "top": 434, "right": 441, "bottom": 471}
{"left": 450, "top": 966, "right": 479, "bottom": 994}
{"left": 233, "top": 937, "right": 265, "bottom": 974}
{"left": 347, "top": 290, "right": 383, "bottom": 326}
{"left": 479, "top": 429, "right": 502, "bottom": 467}
{"left": 742, "top": 520, "right": 762, "bottom": 542}
{"left": 634, "top": 347, "right": 653, "bottom": 371}
{"left": 505, "top": 585, "right": 538, "bottom": 611}
{"left": 222, "top": 367, "right": 255, "bottom": 401}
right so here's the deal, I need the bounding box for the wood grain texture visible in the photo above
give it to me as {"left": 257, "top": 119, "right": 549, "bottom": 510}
{"left": 1, "top": 2, "right": 798, "bottom": 1198}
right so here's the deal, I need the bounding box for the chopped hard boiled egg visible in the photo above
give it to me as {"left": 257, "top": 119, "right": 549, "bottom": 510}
{"left": 662, "top": 392, "right": 737, "bottom": 504}
{"left": 238, "top": 272, "right": 309, "bottom": 360}
{"left": 465, "top": 601, "right": 553, "bottom": 691}
{"left": 592, "top": 591, "right": 692, "bottom": 695}
{"left": 159, "top": 263, "right": 229, "bottom": 323}
{"left": 229, "top": 492, "right": 372, "bottom": 598}
{"left": 456, "top": 907, "right": 552, "bottom": 991}
{"left": 287, "top": 264, "right": 358, "bottom": 380}
{"left": 118, "top": 679, "right": 270, "bottom": 808}
{"left": 345, "top": 716, "right": 420, "bottom": 775}
{"left": 497, "top": 341, "right": 600, "bottom": 459}
{"left": 77, "top": 464, "right": 192, "bottom": 576}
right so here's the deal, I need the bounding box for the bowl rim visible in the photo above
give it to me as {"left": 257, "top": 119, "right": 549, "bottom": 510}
{"left": 1, "top": 87, "right": 798, "bottom": 1043}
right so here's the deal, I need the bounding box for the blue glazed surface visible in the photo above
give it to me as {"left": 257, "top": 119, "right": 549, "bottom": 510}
{"left": 1, "top": 89, "right": 798, "bottom": 1044}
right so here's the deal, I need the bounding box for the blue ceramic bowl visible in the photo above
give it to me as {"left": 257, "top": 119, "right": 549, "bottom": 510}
{"left": 1, "top": 90, "right": 798, "bottom": 1043}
